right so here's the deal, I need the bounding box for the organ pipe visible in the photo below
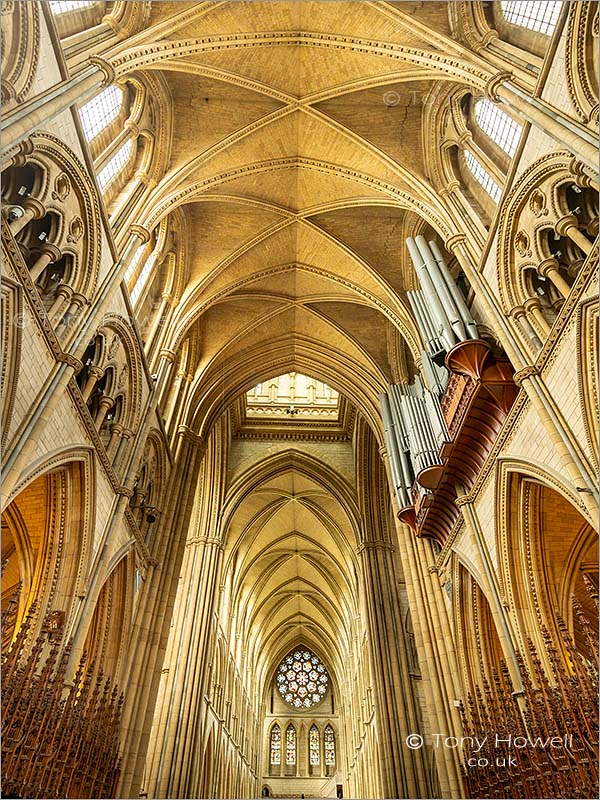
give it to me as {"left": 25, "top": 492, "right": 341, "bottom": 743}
{"left": 380, "top": 393, "right": 410, "bottom": 507}
{"left": 428, "top": 239, "right": 479, "bottom": 340}
{"left": 415, "top": 235, "right": 468, "bottom": 342}
{"left": 406, "top": 236, "right": 456, "bottom": 352}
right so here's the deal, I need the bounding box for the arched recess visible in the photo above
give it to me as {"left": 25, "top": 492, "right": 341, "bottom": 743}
{"left": 2, "top": 132, "right": 102, "bottom": 310}
{"left": 198, "top": 727, "right": 216, "bottom": 799}
{"left": 497, "top": 463, "right": 598, "bottom": 663}
{"left": 496, "top": 150, "right": 596, "bottom": 315}
{"left": 1, "top": 454, "right": 93, "bottom": 647}
{"left": 565, "top": 0, "right": 599, "bottom": 124}
{"left": 82, "top": 549, "right": 134, "bottom": 682}
{"left": 452, "top": 559, "right": 505, "bottom": 697}
{"left": 1, "top": 276, "right": 22, "bottom": 450}
{"left": 577, "top": 297, "right": 599, "bottom": 469}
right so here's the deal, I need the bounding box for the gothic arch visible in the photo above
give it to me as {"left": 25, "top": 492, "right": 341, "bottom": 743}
{"left": 496, "top": 461, "right": 598, "bottom": 662}
{"left": 577, "top": 294, "right": 599, "bottom": 470}
{"left": 565, "top": 0, "right": 598, "bottom": 123}
{"left": 0, "top": 0, "right": 40, "bottom": 108}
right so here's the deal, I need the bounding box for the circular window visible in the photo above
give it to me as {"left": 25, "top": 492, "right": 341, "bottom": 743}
{"left": 275, "top": 648, "right": 329, "bottom": 709}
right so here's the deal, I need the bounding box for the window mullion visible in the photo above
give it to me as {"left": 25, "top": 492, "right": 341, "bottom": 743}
{"left": 93, "top": 124, "right": 135, "bottom": 173}
{"left": 466, "top": 136, "right": 505, "bottom": 186}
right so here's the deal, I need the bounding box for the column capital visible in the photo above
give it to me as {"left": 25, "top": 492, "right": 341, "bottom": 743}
{"left": 484, "top": 70, "right": 513, "bottom": 103}
{"left": 554, "top": 214, "right": 579, "bottom": 238}
{"left": 38, "top": 242, "right": 62, "bottom": 262}
{"left": 537, "top": 257, "right": 560, "bottom": 278}
{"left": 22, "top": 196, "right": 46, "bottom": 218}
{"left": 159, "top": 347, "right": 177, "bottom": 363}
{"left": 88, "top": 55, "right": 116, "bottom": 87}
{"left": 129, "top": 223, "right": 151, "bottom": 244}
{"left": 513, "top": 365, "right": 539, "bottom": 386}
{"left": 523, "top": 296, "right": 543, "bottom": 313}
{"left": 509, "top": 304, "right": 526, "bottom": 319}
{"left": 445, "top": 233, "right": 467, "bottom": 252}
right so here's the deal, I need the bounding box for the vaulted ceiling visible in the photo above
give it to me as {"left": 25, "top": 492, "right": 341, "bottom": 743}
{"left": 106, "top": 1, "right": 466, "bottom": 429}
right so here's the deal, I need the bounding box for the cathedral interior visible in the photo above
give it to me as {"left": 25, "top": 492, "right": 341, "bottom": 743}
{"left": 1, "top": 1, "right": 598, "bottom": 798}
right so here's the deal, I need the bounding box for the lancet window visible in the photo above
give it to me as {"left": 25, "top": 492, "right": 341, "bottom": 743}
{"left": 97, "top": 140, "right": 134, "bottom": 191}
{"left": 49, "top": 0, "right": 95, "bottom": 13}
{"left": 324, "top": 725, "right": 336, "bottom": 766}
{"left": 464, "top": 150, "right": 502, "bottom": 202}
{"left": 269, "top": 724, "right": 281, "bottom": 765}
{"left": 79, "top": 86, "right": 124, "bottom": 142}
{"left": 285, "top": 725, "right": 296, "bottom": 765}
{"left": 309, "top": 725, "right": 320, "bottom": 765}
{"left": 474, "top": 99, "right": 522, "bottom": 157}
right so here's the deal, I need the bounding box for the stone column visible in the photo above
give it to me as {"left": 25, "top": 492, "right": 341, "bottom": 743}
{"left": 510, "top": 305, "right": 542, "bottom": 350}
{"left": 7, "top": 196, "right": 46, "bottom": 235}
{"left": 146, "top": 417, "right": 229, "bottom": 799}
{"left": 538, "top": 257, "right": 572, "bottom": 299}
{"left": 491, "top": 75, "right": 598, "bottom": 171}
{"left": 116, "top": 429, "right": 208, "bottom": 799}
{"left": 29, "top": 243, "right": 61, "bottom": 281}
{"left": 555, "top": 214, "right": 593, "bottom": 256}
{"left": 523, "top": 296, "right": 551, "bottom": 337}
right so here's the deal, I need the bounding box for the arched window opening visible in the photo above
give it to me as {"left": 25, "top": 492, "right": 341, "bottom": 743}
{"left": 474, "top": 99, "right": 522, "bottom": 157}
{"left": 324, "top": 725, "right": 336, "bottom": 774}
{"left": 131, "top": 249, "right": 159, "bottom": 306}
{"left": 269, "top": 724, "right": 281, "bottom": 766}
{"left": 36, "top": 255, "right": 69, "bottom": 312}
{"left": 285, "top": 724, "right": 296, "bottom": 767}
{"left": 123, "top": 243, "right": 147, "bottom": 286}
{"left": 97, "top": 139, "right": 133, "bottom": 191}
{"left": 465, "top": 150, "right": 502, "bottom": 202}
{"left": 500, "top": 1, "right": 562, "bottom": 35}
{"left": 309, "top": 724, "right": 320, "bottom": 775}
{"left": 79, "top": 86, "right": 124, "bottom": 142}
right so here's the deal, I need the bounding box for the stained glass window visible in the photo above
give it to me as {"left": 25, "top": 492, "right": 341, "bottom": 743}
{"left": 79, "top": 86, "right": 124, "bottom": 142}
{"left": 270, "top": 723, "right": 281, "bottom": 765}
{"left": 285, "top": 725, "right": 296, "bottom": 765}
{"left": 474, "top": 99, "right": 522, "bottom": 157}
{"left": 97, "top": 139, "right": 133, "bottom": 191}
{"left": 309, "top": 725, "right": 320, "bottom": 766}
{"left": 275, "top": 648, "right": 329, "bottom": 709}
{"left": 324, "top": 725, "right": 335, "bottom": 766}
{"left": 464, "top": 151, "right": 502, "bottom": 203}
{"left": 500, "top": 1, "right": 562, "bottom": 35}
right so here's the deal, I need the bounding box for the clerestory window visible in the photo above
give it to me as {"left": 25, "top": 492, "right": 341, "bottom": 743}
{"left": 464, "top": 150, "right": 502, "bottom": 202}
{"left": 79, "top": 86, "right": 124, "bottom": 142}
{"left": 500, "top": 1, "right": 562, "bottom": 35}
{"left": 49, "top": 0, "right": 94, "bottom": 13}
{"left": 97, "top": 139, "right": 133, "bottom": 191}
{"left": 474, "top": 99, "right": 522, "bottom": 157}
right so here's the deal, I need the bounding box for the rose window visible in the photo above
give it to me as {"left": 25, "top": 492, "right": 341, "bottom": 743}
{"left": 276, "top": 648, "right": 329, "bottom": 708}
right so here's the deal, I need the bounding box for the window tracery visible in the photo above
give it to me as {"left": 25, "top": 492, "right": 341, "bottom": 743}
{"left": 500, "top": 1, "right": 562, "bottom": 35}
{"left": 79, "top": 86, "right": 124, "bottom": 142}
{"left": 131, "top": 249, "right": 158, "bottom": 306}
{"left": 275, "top": 648, "right": 329, "bottom": 709}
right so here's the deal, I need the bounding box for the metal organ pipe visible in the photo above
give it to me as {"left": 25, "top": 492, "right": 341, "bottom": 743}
{"left": 406, "top": 236, "right": 456, "bottom": 352}
{"left": 414, "top": 235, "right": 467, "bottom": 343}
{"left": 428, "top": 239, "right": 479, "bottom": 340}
{"left": 380, "top": 393, "right": 410, "bottom": 507}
